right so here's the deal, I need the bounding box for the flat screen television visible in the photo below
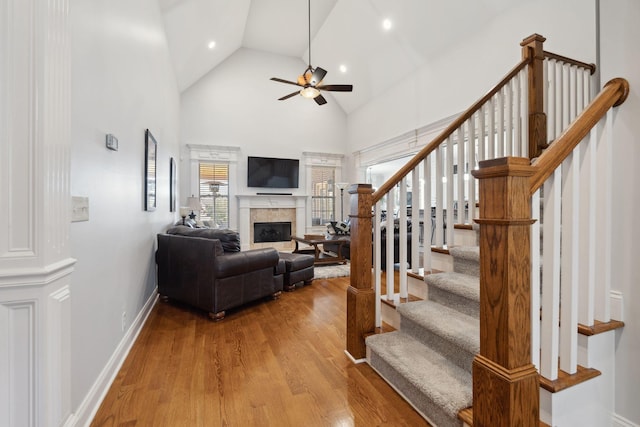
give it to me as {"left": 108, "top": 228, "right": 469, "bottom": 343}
{"left": 247, "top": 156, "right": 299, "bottom": 189}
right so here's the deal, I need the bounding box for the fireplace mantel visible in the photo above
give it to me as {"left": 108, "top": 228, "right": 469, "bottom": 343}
{"left": 236, "top": 194, "right": 308, "bottom": 250}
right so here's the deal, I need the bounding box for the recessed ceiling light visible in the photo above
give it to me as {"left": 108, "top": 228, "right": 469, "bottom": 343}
{"left": 382, "top": 19, "right": 392, "bottom": 31}
{"left": 207, "top": 40, "right": 216, "bottom": 49}
{"left": 339, "top": 64, "right": 347, "bottom": 73}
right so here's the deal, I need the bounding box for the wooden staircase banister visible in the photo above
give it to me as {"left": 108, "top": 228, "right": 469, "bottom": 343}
{"left": 529, "top": 77, "right": 630, "bottom": 193}
{"left": 543, "top": 50, "right": 597, "bottom": 74}
{"left": 371, "top": 57, "right": 531, "bottom": 204}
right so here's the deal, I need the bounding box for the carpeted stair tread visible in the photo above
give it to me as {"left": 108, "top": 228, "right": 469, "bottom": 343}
{"left": 367, "top": 331, "right": 472, "bottom": 427}
{"left": 425, "top": 272, "right": 479, "bottom": 302}
{"left": 398, "top": 300, "right": 479, "bottom": 358}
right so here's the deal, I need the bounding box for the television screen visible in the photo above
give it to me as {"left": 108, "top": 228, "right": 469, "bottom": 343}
{"left": 247, "top": 156, "right": 299, "bottom": 188}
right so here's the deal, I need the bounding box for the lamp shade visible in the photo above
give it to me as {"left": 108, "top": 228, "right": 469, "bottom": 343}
{"left": 186, "top": 197, "right": 200, "bottom": 210}
{"left": 335, "top": 182, "right": 349, "bottom": 190}
{"left": 179, "top": 207, "right": 190, "bottom": 217}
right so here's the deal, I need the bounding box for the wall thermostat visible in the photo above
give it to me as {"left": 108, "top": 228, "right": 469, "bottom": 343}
{"left": 106, "top": 134, "right": 118, "bottom": 151}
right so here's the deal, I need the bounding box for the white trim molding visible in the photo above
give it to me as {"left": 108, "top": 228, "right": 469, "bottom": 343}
{"left": 71, "top": 292, "right": 158, "bottom": 427}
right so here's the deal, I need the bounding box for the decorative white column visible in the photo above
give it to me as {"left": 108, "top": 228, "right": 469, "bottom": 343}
{"left": 0, "top": 0, "right": 75, "bottom": 425}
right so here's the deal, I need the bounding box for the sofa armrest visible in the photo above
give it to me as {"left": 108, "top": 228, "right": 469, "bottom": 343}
{"left": 213, "top": 248, "right": 279, "bottom": 278}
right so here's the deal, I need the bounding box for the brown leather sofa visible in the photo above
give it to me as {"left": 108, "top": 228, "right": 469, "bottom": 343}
{"left": 156, "top": 226, "right": 283, "bottom": 320}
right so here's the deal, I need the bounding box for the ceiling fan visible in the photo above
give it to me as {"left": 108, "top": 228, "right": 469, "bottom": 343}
{"left": 270, "top": 0, "right": 353, "bottom": 106}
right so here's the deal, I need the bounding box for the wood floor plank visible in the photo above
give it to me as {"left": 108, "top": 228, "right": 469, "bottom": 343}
{"left": 90, "top": 276, "right": 430, "bottom": 426}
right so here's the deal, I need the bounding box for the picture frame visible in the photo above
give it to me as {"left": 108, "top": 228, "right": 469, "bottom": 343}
{"left": 144, "top": 129, "right": 157, "bottom": 211}
{"left": 169, "top": 157, "right": 176, "bottom": 212}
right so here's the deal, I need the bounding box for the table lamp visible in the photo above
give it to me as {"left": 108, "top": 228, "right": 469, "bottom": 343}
{"left": 186, "top": 196, "right": 200, "bottom": 220}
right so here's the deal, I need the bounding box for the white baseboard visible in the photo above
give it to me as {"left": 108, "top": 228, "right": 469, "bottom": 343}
{"left": 70, "top": 291, "right": 158, "bottom": 427}
{"left": 610, "top": 290, "right": 624, "bottom": 321}
{"left": 612, "top": 413, "right": 640, "bottom": 427}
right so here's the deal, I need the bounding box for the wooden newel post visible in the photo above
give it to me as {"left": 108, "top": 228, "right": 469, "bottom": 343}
{"left": 471, "top": 157, "right": 539, "bottom": 427}
{"left": 346, "top": 183, "right": 375, "bottom": 361}
{"left": 521, "top": 33, "right": 547, "bottom": 159}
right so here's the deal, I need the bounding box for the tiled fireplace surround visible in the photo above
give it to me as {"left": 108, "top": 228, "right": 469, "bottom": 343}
{"left": 237, "top": 195, "right": 307, "bottom": 251}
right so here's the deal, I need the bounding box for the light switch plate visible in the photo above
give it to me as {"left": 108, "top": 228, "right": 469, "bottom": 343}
{"left": 71, "top": 196, "right": 89, "bottom": 222}
{"left": 106, "top": 134, "right": 118, "bottom": 151}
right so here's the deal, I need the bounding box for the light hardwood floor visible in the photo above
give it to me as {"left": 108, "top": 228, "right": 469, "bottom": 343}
{"left": 91, "top": 276, "right": 430, "bottom": 426}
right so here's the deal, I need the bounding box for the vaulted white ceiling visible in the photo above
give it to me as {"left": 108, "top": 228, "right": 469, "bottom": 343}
{"left": 158, "top": 0, "right": 522, "bottom": 114}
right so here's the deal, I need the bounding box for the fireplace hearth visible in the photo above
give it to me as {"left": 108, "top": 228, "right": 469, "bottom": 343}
{"left": 254, "top": 222, "right": 292, "bottom": 243}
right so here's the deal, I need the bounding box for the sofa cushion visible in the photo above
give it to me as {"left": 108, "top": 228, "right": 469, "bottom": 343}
{"left": 167, "top": 226, "right": 241, "bottom": 252}
{"left": 279, "top": 252, "right": 315, "bottom": 270}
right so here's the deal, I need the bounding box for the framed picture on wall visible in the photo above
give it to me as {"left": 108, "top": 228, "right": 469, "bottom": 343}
{"left": 145, "top": 129, "right": 157, "bottom": 211}
{"left": 169, "top": 157, "right": 176, "bottom": 212}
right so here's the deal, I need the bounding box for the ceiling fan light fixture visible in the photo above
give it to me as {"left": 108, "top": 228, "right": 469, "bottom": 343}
{"left": 300, "top": 86, "right": 320, "bottom": 99}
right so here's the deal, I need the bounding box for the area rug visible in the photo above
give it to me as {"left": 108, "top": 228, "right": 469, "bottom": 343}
{"left": 313, "top": 263, "right": 350, "bottom": 279}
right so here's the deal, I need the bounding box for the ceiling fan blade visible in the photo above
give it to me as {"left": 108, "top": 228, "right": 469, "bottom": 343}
{"left": 270, "top": 77, "right": 303, "bottom": 87}
{"left": 278, "top": 91, "right": 300, "bottom": 101}
{"left": 317, "top": 84, "right": 353, "bottom": 92}
{"left": 314, "top": 94, "right": 327, "bottom": 105}
{"left": 309, "top": 67, "right": 327, "bottom": 86}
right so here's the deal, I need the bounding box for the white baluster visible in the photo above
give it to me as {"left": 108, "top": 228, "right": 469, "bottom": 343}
{"left": 478, "top": 104, "right": 486, "bottom": 163}
{"left": 487, "top": 99, "right": 495, "bottom": 158}
{"left": 531, "top": 189, "right": 541, "bottom": 370}
{"left": 561, "top": 63, "right": 570, "bottom": 130}
{"left": 496, "top": 89, "right": 505, "bottom": 157}
{"left": 423, "top": 157, "right": 432, "bottom": 272}
{"left": 435, "top": 146, "right": 444, "bottom": 247}
{"left": 374, "top": 203, "right": 382, "bottom": 328}
{"left": 506, "top": 80, "right": 514, "bottom": 156}
{"left": 547, "top": 60, "right": 557, "bottom": 142}
{"left": 560, "top": 149, "right": 580, "bottom": 374}
{"left": 386, "top": 190, "right": 395, "bottom": 301}
{"left": 521, "top": 69, "right": 529, "bottom": 157}
{"left": 569, "top": 65, "right": 577, "bottom": 122}
{"left": 595, "top": 110, "right": 613, "bottom": 321}
{"left": 411, "top": 167, "right": 420, "bottom": 273}
{"left": 556, "top": 62, "right": 564, "bottom": 138}
{"left": 468, "top": 115, "right": 477, "bottom": 224}
{"left": 399, "top": 178, "right": 408, "bottom": 299}
{"left": 457, "top": 126, "right": 466, "bottom": 224}
{"left": 540, "top": 167, "right": 562, "bottom": 380}
{"left": 446, "top": 136, "right": 455, "bottom": 246}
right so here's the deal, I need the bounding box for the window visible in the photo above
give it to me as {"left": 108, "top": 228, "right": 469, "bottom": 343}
{"left": 198, "top": 163, "right": 229, "bottom": 228}
{"left": 310, "top": 166, "right": 335, "bottom": 226}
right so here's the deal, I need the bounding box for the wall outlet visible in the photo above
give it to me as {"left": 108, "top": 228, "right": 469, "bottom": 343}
{"left": 121, "top": 311, "right": 127, "bottom": 332}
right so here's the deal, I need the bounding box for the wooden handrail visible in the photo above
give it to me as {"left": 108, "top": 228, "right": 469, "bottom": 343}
{"left": 529, "top": 78, "right": 629, "bottom": 193}
{"left": 371, "top": 57, "right": 531, "bottom": 204}
{"left": 544, "top": 50, "right": 597, "bottom": 74}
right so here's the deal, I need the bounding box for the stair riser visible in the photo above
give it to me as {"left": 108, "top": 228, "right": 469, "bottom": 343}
{"left": 427, "top": 285, "right": 479, "bottom": 318}
{"left": 452, "top": 258, "right": 479, "bottom": 277}
{"left": 452, "top": 228, "right": 479, "bottom": 247}
{"left": 381, "top": 299, "right": 401, "bottom": 330}
{"left": 401, "top": 316, "right": 475, "bottom": 374}
{"left": 431, "top": 251, "right": 453, "bottom": 272}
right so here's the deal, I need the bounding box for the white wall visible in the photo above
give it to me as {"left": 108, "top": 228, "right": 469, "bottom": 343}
{"left": 600, "top": 1, "right": 640, "bottom": 425}
{"left": 180, "top": 47, "right": 348, "bottom": 200}
{"left": 346, "top": 0, "right": 597, "bottom": 165}
{"left": 69, "top": 0, "right": 180, "bottom": 419}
